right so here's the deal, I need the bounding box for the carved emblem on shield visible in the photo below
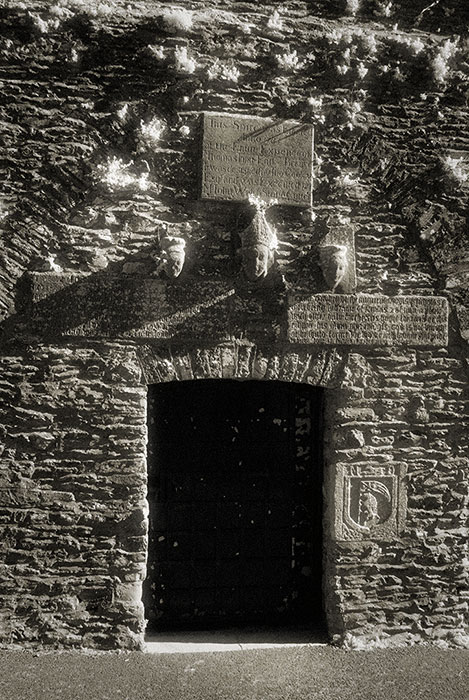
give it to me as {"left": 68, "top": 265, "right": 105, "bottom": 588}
{"left": 335, "top": 464, "right": 406, "bottom": 541}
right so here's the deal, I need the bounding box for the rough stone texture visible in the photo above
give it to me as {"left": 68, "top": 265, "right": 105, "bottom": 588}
{"left": 0, "top": 344, "right": 147, "bottom": 649}
{"left": 0, "top": 0, "right": 468, "bottom": 651}
{"left": 2, "top": 341, "right": 467, "bottom": 649}
{"left": 323, "top": 347, "right": 469, "bottom": 648}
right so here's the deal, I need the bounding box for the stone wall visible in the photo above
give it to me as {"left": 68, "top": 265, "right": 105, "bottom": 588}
{"left": 0, "top": 1, "right": 468, "bottom": 649}
{"left": 1, "top": 341, "right": 467, "bottom": 648}
{"left": 0, "top": 344, "right": 147, "bottom": 649}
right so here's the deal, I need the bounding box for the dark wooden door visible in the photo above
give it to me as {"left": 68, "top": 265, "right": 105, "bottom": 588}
{"left": 144, "top": 379, "right": 323, "bottom": 630}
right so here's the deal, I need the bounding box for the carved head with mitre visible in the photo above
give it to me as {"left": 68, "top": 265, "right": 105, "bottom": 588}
{"left": 239, "top": 209, "right": 278, "bottom": 281}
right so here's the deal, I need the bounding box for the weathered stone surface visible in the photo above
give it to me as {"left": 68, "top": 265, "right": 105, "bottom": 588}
{"left": 201, "top": 112, "right": 313, "bottom": 206}
{"left": 0, "top": 344, "right": 148, "bottom": 650}
{"left": 0, "top": 0, "right": 468, "bottom": 654}
{"left": 333, "top": 462, "right": 407, "bottom": 541}
{"left": 1, "top": 341, "right": 469, "bottom": 650}
{"left": 288, "top": 294, "right": 449, "bottom": 346}
{"left": 16, "top": 273, "right": 283, "bottom": 343}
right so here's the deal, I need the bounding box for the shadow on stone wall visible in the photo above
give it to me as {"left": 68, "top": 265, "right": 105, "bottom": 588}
{"left": 0, "top": 270, "right": 287, "bottom": 347}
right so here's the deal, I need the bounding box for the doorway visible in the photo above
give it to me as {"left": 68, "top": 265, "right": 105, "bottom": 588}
{"left": 143, "top": 379, "right": 324, "bottom": 633}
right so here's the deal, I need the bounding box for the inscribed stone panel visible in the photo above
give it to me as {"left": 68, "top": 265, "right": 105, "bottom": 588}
{"left": 287, "top": 294, "right": 448, "bottom": 346}
{"left": 201, "top": 112, "right": 314, "bottom": 206}
{"left": 24, "top": 273, "right": 281, "bottom": 343}
{"left": 27, "top": 273, "right": 236, "bottom": 341}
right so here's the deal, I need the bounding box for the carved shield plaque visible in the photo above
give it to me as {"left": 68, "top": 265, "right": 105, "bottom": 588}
{"left": 335, "top": 463, "right": 407, "bottom": 541}
{"left": 201, "top": 112, "right": 314, "bottom": 206}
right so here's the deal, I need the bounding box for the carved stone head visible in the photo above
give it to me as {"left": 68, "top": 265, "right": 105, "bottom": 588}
{"left": 242, "top": 244, "right": 274, "bottom": 280}
{"left": 239, "top": 209, "right": 277, "bottom": 281}
{"left": 319, "top": 244, "right": 348, "bottom": 292}
{"left": 159, "top": 235, "right": 186, "bottom": 278}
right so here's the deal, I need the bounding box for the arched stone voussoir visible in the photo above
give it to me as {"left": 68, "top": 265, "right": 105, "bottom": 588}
{"left": 136, "top": 342, "right": 366, "bottom": 389}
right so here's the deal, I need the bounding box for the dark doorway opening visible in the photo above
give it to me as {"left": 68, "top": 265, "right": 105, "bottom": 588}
{"left": 143, "top": 379, "right": 324, "bottom": 634}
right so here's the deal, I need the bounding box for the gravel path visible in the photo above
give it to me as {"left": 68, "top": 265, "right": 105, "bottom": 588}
{"left": 0, "top": 647, "right": 468, "bottom": 700}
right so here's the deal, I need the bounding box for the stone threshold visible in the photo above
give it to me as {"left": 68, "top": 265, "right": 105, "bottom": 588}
{"left": 144, "top": 626, "right": 327, "bottom": 654}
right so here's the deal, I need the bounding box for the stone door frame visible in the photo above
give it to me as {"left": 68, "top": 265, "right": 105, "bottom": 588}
{"left": 123, "top": 340, "right": 382, "bottom": 645}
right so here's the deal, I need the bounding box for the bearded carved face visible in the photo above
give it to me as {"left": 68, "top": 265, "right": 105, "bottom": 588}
{"left": 242, "top": 244, "right": 273, "bottom": 280}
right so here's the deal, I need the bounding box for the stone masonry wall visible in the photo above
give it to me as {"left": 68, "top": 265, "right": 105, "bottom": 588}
{"left": 138, "top": 341, "right": 469, "bottom": 648}
{"left": 0, "top": 1, "right": 468, "bottom": 649}
{"left": 0, "top": 341, "right": 468, "bottom": 648}
{"left": 2, "top": 0, "right": 469, "bottom": 321}
{"left": 0, "top": 344, "right": 147, "bottom": 649}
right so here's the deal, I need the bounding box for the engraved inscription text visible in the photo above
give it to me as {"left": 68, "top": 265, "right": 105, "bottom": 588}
{"left": 288, "top": 294, "right": 448, "bottom": 346}
{"left": 201, "top": 112, "right": 314, "bottom": 206}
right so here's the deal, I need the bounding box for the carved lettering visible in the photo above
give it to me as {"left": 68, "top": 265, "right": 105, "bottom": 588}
{"left": 201, "top": 112, "right": 314, "bottom": 206}
{"left": 288, "top": 294, "right": 448, "bottom": 346}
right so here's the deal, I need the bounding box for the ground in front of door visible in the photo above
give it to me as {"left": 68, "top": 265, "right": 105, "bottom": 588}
{"left": 1, "top": 646, "right": 467, "bottom": 700}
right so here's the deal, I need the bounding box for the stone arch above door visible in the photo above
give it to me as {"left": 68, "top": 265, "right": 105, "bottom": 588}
{"left": 136, "top": 342, "right": 363, "bottom": 390}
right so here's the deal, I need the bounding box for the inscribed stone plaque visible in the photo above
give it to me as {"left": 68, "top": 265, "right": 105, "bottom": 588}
{"left": 201, "top": 112, "right": 314, "bottom": 206}
{"left": 24, "top": 273, "right": 281, "bottom": 343}
{"left": 287, "top": 294, "right": 448, "bottom": 346}
{"left": 334, "top": 463, "right": 407, "bottom": 541}
{"left": 26, "top": 273, "right": 235, "bottom": 341}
